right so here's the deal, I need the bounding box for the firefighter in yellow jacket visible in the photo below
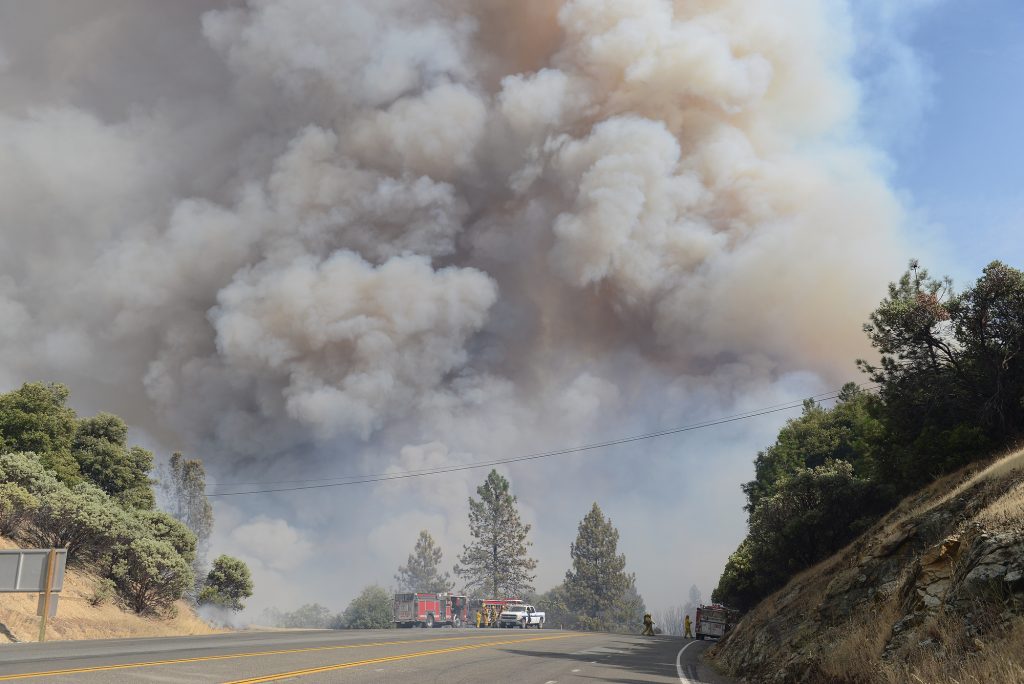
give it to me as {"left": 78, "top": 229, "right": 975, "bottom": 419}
{"left": 684, "top": 615, "right": 693, "bottom": 638}
{"left": 642, "top": 613, "right": 655, "bottom": 636}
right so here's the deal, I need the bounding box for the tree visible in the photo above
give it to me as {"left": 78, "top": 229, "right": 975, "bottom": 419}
{"left": 395, "top": 530, "right": 453, "bottom": 592}
{"left": 160, "top": 452, "right": 214, "bottom": 584}
{"left": 0, "top": 382, "right": 79, "bottom": 483}
{"left": 198, "top": 555, "right": 254, "bottom": 611}
{"left": 263, "top": 603, "right": 334, "bottom": 628}
{"left": 340, "top": 585, "right": 393, "bottom": 629}
{"left": 455, "top": 470, "right": 537, "bottom": 597}
{"left": 110, "top": 534, "right": 194, "bottom": 615}
{"left": 0, "top": 482, "right": 38, "bottom": 538}
{"left": 564, "top": 503, "right": 630, "bottom": 630}
{"left": 74, "top": 413, "right": 155, "bottom": 509}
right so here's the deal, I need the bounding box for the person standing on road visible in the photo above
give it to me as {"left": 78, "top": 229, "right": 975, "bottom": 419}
{"left": 684, "top": 615, "right": 693, "bottom": 638}
{"left": 476, "top": 610, "right": 482, "bottom": 628}
{"left": 642, "top": 613, "right": 655, "bottom": 636}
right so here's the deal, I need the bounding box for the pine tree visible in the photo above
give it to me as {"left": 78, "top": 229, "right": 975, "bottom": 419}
{"left": 565, "top": 502, "right": 631, "bottom": 631}
{"left": 395, "top": 530, "right": 453, "bottom": 593}
{"left": 455, "top": 470, "right": 537, "bottom": 597}
{"left": 159, "top": 452, "right": 214, "bottom": 593}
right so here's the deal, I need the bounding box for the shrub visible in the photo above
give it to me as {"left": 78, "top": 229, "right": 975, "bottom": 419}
{"left": 88, "top": 577, "right": 117, "bottom": 607}
{"left": 0, "top": 482, "right": 39, "bottom": 538}
{"left": 340, "top": 586, "right": 393, "bottom": 629}
{"left": 110, "top": 535, "right": 194, "bottom": 615}
{"left": 198, "top": 555, "right": 253, "bottom": 612}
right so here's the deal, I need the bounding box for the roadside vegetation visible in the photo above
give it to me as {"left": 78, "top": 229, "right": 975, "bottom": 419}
{"left": 263, "top": 471, "right": 646, "bottom": 633}
{"left": 0, "top": 383, "right": 252, "bottom": 619}
{"left": 714, "top": 260, "right": 1024, "bottom": 611}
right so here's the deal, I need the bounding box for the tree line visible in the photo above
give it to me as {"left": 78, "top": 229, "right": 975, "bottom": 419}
{"left": 264, "top": 470, "right": 648, "bottom": 633}
{"left": 0, "top": 383, "right": 252, "bottom": 615}
{"left": 714, "top": 260, "right": 1024, "bottom": 611}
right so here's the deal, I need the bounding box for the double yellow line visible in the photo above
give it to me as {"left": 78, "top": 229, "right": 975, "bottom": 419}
{"left": 226, "top": 633, "right": 578, "bottom": 683}
{"left": 0, "top": 632, "right": 579, "bottom": 682}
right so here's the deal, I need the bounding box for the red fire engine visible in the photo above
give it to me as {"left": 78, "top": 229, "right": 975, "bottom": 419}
{"left": 694, "top": 603, "right": 733, "bottom": 640}
{"left": 393, "top": 593, "right": 468, "bottom": 628}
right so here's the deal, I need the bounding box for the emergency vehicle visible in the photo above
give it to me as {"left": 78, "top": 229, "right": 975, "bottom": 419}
{"left": 393, "top": 592, "right": 468, "bottom": 628}
{"left": 694, "top": 603, "right": 732, "bottom": 640}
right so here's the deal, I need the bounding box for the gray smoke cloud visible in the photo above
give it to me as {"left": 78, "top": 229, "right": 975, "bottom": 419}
{"left": 0, "top": 0, "right": 930, "bottom": 615}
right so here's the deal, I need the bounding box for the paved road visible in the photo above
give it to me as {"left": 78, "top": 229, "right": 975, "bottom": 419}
{"left": 0, "top": 628, "right": 733, "bottom": 683}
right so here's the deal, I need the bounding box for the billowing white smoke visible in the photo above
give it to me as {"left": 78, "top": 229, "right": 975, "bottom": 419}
{"left": 0, "top": 0, "right": 917, "bottom": 612}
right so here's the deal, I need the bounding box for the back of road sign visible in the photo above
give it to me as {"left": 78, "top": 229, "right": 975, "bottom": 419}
{"left": 0, "top": 549, "right": 67, "bottom": 592}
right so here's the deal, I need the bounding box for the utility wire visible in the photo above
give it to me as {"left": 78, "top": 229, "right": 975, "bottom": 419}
{"left": 206, "top": 383, "right": 875, "bottom": 497}
{"left": 206, "top": 385, "right": 853, "bottom": 488}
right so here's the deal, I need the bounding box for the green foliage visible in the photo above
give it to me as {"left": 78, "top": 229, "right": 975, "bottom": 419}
{"left": 88, "top": 577, "right": 117, "bottom": 607}
{"left": 455, "top": 469, "right": 537, "bottom": 597}
{"left": 742, "top": 384, "right": 883, "bottom": 513}
{"left": 263, "top": 603, "right": 335, "bottom": 629}
{"left": 564, "top": 503, "right": 630, "bottom": 630}
{"left": 395, "top": 530, "right": 453, "bottom": 593}
{"left": 340, "top": 585, "right": 393, "bottom": 629}
{"left": 198, "top": 555, "right": 254, "bottom": 612}
{"left": 859, "top": 260, "right": 1024, "bottom": 492}
{"left": 0, "top": 482, "right": 39, "bottom": 537}
{"left": 0, "top": 382, "right": 79, "bottom": 483}
{"left": 138, "top": 509, "right": 197, "bottom": 566}
{"left": 110, "top": 534, "right": 194, "bottom": 615}
{"left": 31, "top": 481, "right": 135, "bottom": 561}
{"left": 73, "top": 413, "right": 155, "bottom": 509}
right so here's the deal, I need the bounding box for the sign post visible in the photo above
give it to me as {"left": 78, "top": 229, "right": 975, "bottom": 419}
{"left": 38, "top": 549, "right": 57, "bottom": 643}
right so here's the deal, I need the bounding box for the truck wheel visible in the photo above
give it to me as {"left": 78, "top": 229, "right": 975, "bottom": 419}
{"left": 425, "top": 614, "right": 434, "bottom": 628}
{"left": 520, "top": 618, "right": 527, "bottom": 629}
{"left": 537, "top": 620, "right": 543, "bottom": 629}
{"left": 697, "top": 634, "right": 704, "bottom": 640}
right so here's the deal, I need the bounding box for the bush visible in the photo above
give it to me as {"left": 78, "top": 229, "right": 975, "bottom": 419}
{"left": 88, "top": 577, "right": 117, "bottom": 607}
{"left": 340, "top": 586, "right": 393, "bottom": 629}
{"left": 198, "top": 555, "right": 253, "bottom": 612}
{"left": 110, "top": 535, "right": 194, "bottom": 615}
{"left": 0, "top": 482, "right": 39, "bottom": 538}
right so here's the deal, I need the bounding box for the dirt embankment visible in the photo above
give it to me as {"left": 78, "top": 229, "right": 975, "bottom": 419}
{"left": 708, "top": 449, "right": 1024, "bottom": 683}
{"left": 0, "top": 537, "right": 221, "bottom": 643}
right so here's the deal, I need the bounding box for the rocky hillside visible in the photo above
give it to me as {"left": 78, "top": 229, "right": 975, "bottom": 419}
{"left": 0, "top": 536, "right": 220, "bottom": 643}
{"left": 708, "top": 448, "right": 1024, "bottom": 683}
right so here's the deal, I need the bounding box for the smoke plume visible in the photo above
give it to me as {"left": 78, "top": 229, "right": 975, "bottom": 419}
{"left": 0, "top": 0, "right": 920, "bottom": 613}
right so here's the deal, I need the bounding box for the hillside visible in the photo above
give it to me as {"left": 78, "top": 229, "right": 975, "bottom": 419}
{"left": 708, "top": 448, "right": 1024, "bottom": 683}
{"left": 0, "top": 536, "right": 220, "bottom": 643}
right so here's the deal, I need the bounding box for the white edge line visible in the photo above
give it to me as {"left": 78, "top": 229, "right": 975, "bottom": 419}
{"left": 675, "top": 639, "right": 702, "bottom": 683}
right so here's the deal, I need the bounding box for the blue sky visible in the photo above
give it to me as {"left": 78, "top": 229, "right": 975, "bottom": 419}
{"left": 878, "top": 0, "right": 1024, "bottom": 284}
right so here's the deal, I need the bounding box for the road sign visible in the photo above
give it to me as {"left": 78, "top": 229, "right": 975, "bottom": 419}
{"left": 36, "top": 593, "right": 60, "bottom": 618}
{"left": 0, "top": 549, "right": 67, "bottom": 592}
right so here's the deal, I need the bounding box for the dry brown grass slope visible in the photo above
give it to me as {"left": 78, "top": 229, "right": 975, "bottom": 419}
{"left": 708, "top": 448, "right": 1024, "bottom": 684}
{"left": 0, "top": 536, "right": 221, "bottom": 643}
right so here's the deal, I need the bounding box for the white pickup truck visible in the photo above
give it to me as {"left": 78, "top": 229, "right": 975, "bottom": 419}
{"left": 498, "top": 603, "right": 545, "bottom": 628}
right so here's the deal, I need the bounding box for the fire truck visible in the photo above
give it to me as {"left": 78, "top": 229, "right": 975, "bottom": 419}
{"left": 393, "top": 593, "right": 468, "bottom": 628}
{"left": 694, "top": 603, "right": 733, "bottom": 640}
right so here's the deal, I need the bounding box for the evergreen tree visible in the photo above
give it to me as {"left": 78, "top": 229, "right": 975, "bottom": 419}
{"left": 395, "top": 530, "right": 453, "bottom": 592}
{"left": 198, "top": 555, "right": 254, "bottom": 611}
{"left": 0, "top": 382, "right": 79, "bottom": 483}
{"left": 160, "top": 452, "right": 214, "bottom": 590}
{"left": 565, "top": 502, "right": 631, "bottom": 631}
{"left": 455, "top": 469, "right": 537, "bottom": 597}
{"left": 340, "top": 585, "right": 393, "bottom": 629}
{"left": 74, "top": 413, "right": 156, "bottom": 509}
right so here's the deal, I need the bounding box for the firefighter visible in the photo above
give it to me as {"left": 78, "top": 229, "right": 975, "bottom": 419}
{"left": 475, "top": 609, "right": 482, "bottom": 628}
{"left": 684, "top": 615, "right": 693, "bottom": 638}
{"left": 642, "top": 613, "right": 655, "bottom": 636}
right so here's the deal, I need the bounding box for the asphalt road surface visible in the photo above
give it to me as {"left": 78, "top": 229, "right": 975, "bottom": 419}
{"left": 0, "top": 628, "right": 734, "bottom": 683}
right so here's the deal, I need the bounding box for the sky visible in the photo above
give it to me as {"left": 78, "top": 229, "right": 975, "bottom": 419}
{"left": 0, "top": 0, "right": 1020, "bottom": 621}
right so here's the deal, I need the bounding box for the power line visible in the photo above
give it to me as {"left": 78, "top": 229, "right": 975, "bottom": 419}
{"left": 206, "top": 383, "right": 874, "bottom": 497}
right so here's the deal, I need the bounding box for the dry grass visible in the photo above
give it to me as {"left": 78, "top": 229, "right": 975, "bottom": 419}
{"left": 818, "top": 597, "right": 902, "bottom": 683}
{"left": 0, "top": 536, "right": 221, "bottom": 643}
{"left": 882, "top": 614, "right": 1024, "bottom": 684}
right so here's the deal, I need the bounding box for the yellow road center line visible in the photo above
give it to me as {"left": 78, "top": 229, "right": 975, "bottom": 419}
{"left": 224, "top": 633, "right": 581, "bottom": 684}
{"left": 0, "top": 633, "right": 523, "bottom": 681}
